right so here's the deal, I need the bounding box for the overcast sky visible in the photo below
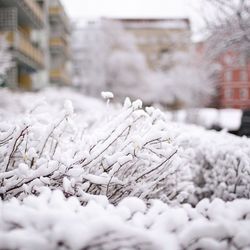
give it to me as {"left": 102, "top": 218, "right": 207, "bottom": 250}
{"left": 61, "top": 0, "right": 204, "bottom": 36}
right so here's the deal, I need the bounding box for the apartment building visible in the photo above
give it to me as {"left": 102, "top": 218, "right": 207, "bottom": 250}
{"left": 218, "top": 52, "right": 250, "bottom": 109}
{"left": 48, "top": 0, "right": 71, "bottom": 86}
{"left": 0, "top": 0, "right": 45, "bottom": 89}
{"left": 196, "top": 40, "right": 250, "bottom": 110}
{"left": 108, "top": 18, "right": 191, "bottom": 70}
{"left": 0, "top": 0, "right": 71, "bottom": 90}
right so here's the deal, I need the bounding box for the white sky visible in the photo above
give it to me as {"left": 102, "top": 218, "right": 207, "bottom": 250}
{"left": 61, "top": 0, "right": 204, "bottom": 36}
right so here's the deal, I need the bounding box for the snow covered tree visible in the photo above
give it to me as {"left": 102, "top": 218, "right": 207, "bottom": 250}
{"left": 150, "top": 48, "right": 216, "bottom": 108}
{"left": 72, "top": 19, "right": 217, "bottom": 108}
{"left": 198, "top": 0, "right": 250, "bottom": 59}
{"left": 106, "top": 48, "right": 152, "bottom": 101}
{"left": 71, "top": 22, "right": 107, "bottom": 96}
{"left": 0, "top": 35, "right": 13, "bottom": 86}
{"left": 71, "top": 20, "right": 152, "bottom": 102}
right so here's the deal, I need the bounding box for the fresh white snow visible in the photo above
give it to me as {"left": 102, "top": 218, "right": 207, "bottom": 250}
{"left": 0, "top": 88, "right": 250, "bottom": 250}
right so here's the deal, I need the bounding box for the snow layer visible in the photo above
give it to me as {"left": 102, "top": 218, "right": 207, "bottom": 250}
{"left": 1, "top": 190, "right": 250, "bottom": 250}
{"left": 1, "top": 88, "right": 250, "bottom": 249}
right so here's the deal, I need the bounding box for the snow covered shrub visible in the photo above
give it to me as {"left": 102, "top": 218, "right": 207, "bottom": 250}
{"left": 1, "top": 189, "right": 250, "bottom": 250}
{"left": 0, "top": 190, "right": 168, "bottom": 250}
{"left": 2, "top": 88, "right": 250, "bottom": 205}
{"left": 173, "top": 124, "right": 250, "bottom": 203}
{"left": 0, "top": 92, "right": 192, "bottom": 204}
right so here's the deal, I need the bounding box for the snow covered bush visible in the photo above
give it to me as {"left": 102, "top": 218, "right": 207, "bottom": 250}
{"left": 1, "top": 88, "right": 250, "bottom": 205}
{"left": 1, "top": 189, "right": 250, "bottom": 250}
{"left": 0, "top": 89, "right": 192, "bottom": 204}
{"left": 2, "top": 88, "right": 250, "bottom": 249}
{"left": 173, "top": 123, "right": 250, "bottom": 203}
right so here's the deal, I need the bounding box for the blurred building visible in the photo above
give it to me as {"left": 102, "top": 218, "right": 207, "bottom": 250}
{"left": 0, "top": 0, "right": 71, "bottom": 90}
{"left": 48, "top": 0, "right": 71, "bottom": 86}
{"left": 195, "top": 41, "right": 250, "bottom": 110}
{"left": 218, "top": 52, "right": 250, "bottom": 109}
{"left": 0, "top": 0, "right": 45, "bottom": 89}
{"left": 109, "top": 18, "right": 191, "bottom": 70}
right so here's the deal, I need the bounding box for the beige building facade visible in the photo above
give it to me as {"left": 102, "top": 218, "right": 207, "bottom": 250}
{"left": 110, "top": 18, "right": 191, "bottom": 70}
{"left": 49, "top": 0, "right": 71, "bottom": 86}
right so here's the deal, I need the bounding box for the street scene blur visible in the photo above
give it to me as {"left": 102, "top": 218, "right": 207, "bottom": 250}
{"left": 1, "top": 0, "right": 250, "bottom": 134}
{"left": 1, "top": 1, "right": 250, "bottom": 249}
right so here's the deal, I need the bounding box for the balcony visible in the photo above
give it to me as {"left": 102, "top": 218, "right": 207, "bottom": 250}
{"left": 50, "top": 68, "right": 70, "bottom": 85}
{"left": 19, "top": 73, "right": 32, "bottom": 90}
{"left": 23, "top": 0, "right": 44, "bottom": 25}
{"left": 49, "top": 6, "right": 70, "bottom": 33}
{"left": 3, "top": 30, "right": 44, "bottom": 69}
{"left": 0, "top": 0, "right": 44, "bottom": 28}
{"left": 50, "top": 30, "right": 69, "bottom": 43}
{"left": 49, "top": 36, "right": 70, "bottom": 58}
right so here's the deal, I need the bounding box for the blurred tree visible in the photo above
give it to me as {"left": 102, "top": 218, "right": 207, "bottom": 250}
{"left": 200, "top": 0, "right": 250, "bottom": 58}
{"left": 71, "top": 21, "right": 152, "bottom": 101}
{"left": 72, "top": 20, "right": 215, "bottom": 108}
{"left": 150, "top": 48, "right": 216, "bottom": 108}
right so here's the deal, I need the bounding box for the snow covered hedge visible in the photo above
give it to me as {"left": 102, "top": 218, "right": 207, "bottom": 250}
{"left": 1, "top": 88, "right": 250, "bottom": 205}
{"left": 1, "top": 88, "right": 250, "bottom": 249}
{"left": 0, "top": 89, "right": 191, "bottom": 204}
{"left": 1, "top": 189, "right": 250, "bottom": 250}
{"left": 173, "top": 124, "right": 250, "bottom": 203}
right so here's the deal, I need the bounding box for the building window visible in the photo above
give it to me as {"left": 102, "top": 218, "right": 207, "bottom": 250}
{"left": 240, "top": 88, "right": 248, "bottom": 100}
{"left": 224, "top": 55, "right": 231, "bottom": 64}
{"left": 225, "top": 71, "right": 232, "bottom": 82}
{"left": 137, "top": 36, "right": 146, "bottom": 44}
{"left": 240, "top": 71, "right": 248, "bottom": 81}
{"left": 239, "top": 55, "right": 246, "bottom": 66}
{"left": 224, "top": 88, "right": 233, "bottom": 99}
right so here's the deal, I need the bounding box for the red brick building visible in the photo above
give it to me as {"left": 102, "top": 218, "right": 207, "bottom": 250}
{"left": 195, "top": 40, "right": 250, "bottom": 110}
{"left": 218, "top": 52, "right": 250, "bottom": 109}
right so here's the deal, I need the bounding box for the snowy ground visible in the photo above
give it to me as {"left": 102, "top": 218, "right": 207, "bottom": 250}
{"left": 1, "top": 88, "right": 250, "bottom": 250}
